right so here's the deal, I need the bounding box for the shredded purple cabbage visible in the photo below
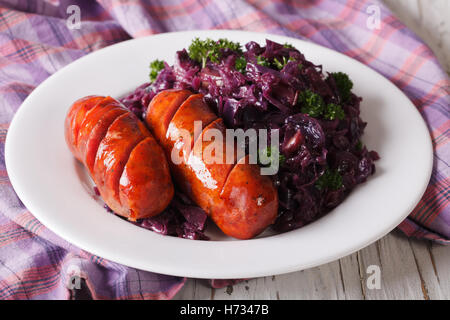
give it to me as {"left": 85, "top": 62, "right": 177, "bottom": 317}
{"left": 137, "top": 193, "right": 209, "bottom": 240}
{"left": 117, "top": 38, "right": 379, "bottom": 238}
{"left": 98, "top": 188, "right": 209, "bottom": 240}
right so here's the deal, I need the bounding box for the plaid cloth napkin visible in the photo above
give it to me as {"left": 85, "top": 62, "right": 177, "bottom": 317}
{"left": 0, "top": 0, "right": 448, "bottom": 300}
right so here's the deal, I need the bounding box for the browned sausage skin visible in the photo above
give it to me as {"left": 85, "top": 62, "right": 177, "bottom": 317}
{"left": 65, "top": 96, "right": 174, "bottom": 220}
{"left": 146, "top": 90, "right": 278, "bottom": 239}
{"left": 65, "top": 95, "right": 104, "bottom": 162}
{"left": 218, "top": 155, "right": 278, "bottom": 239}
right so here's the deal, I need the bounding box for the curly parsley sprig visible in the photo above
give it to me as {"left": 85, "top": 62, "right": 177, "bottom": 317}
{"left": 149, "top": 59, "right": 165, "bottom": 82}
{"left": 324, "top": 103, "right": 345, "bottom": 120}
{"left": 283, "top": 42, "right": 296, "bottom": 49}
{"left": 298, "top": 90, "right": 345, "bottom": 120}
{"left": 256, "top": 55, "right": 271, "bottom": 67}
{"left": 234, "top": 56, "right": 247, "bottom": 73}
{"left": 299, "top": 90, "right": 325, "bottom": 118}
{"left": 331, "top": 72, "right": 354, "bottom": 102}
{"left": 188, "top": 37, "right": 243, "bottom": 68}
{"left": 315, "top": 168, "right": 343, "bottom": 191}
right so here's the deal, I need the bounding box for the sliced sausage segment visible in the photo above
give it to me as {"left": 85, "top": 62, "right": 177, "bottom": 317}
{"left": 94, "top": 112, "right": 150, "bottom": 216}
{"left": 77, "top": 97, "right": 124, "bottom": 168}
{"left": 167, "top": 94, "right": 218, "bottom": 152}
{"left": 145, "top": 89, "right": 192, "bottom": 144}
{"left": 84, "top": 107, "right": 128, "bottom": 174}
{"left": 218, "top": 155, "right": 278, "bottom": 239}
{"left": 65, "top": 95, "right": 104, "bottom": 161}
{"left": 119, "top": 137, "right": 174, "bottom": 220}
{"left": 165, "top": 94, "right": 218, "bottom": 184}
{"left": 186, "top": 119, "right": 236, "bottom": 214}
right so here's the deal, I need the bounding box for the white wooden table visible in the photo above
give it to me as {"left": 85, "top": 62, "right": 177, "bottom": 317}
{"left": 174, "top": 0, "right": 450, "bottom": 300}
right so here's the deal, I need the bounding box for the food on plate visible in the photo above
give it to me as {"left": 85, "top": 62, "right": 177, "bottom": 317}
{"left": 66, "top": 37, "right": 379, "bottom": 240}
{"left": 146, "top": 90, "right": 278, "bottom": 239}
{"left": 65, "top": 95, "right": 174, "bottom": 220}
{"left": 120, "top": 37, "right": 379, "bottom": 238}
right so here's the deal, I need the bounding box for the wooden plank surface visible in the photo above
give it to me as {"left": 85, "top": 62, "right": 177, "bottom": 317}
{"left": 174, "top": 232, "right": 450, "bottom": 300}
{"left": 174, "top": 0, "right": 450, "bottom": 300}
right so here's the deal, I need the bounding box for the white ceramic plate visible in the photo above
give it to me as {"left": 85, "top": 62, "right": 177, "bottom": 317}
{"left": 5, "top": 30, "right": 433, "bottom": 279}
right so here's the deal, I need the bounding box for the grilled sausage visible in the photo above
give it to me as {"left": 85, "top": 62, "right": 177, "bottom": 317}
{"left": 145, "top": 90, "right": 278, "bottom": 239}
{"left": 65, "top": 96, "right": 174, "bottom": 220}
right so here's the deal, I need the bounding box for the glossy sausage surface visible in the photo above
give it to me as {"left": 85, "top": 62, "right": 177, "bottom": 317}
{"left": 218, "top": 155, "right": 279, "bottom": 239}
{"left": 119, "top": 137, "right": 174, "bottom": 220}
{"left": 65, "top": 96, "right": 174, "bottom": 220}
{"left": 145, "top": 89, "right": 192, "bottom": 144}
{"left": 65, "top": 95, "right": 104, "bottom": 162}
{"left": 166, "top": 94, "right": 219, "bottom": 188}
{"left": 186, "top": 118, "right": 236, "bottom": 213}
{"left": 146, "top": 90, "right": 278, "bottom": 239}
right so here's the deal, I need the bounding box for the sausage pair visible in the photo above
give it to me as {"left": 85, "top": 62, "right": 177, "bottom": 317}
{"left": 65, "top": 96, "right": 174, "bottom": 220}
{"left": 66, "top": 92, "right": 279, "bottom": 239}
{"left": 146, "top": 90, "right": 278, "bottom": 239}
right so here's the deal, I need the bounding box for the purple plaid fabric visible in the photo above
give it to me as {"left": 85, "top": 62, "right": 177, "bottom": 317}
{"left": 0, "top": 0, "right": 448, "bottom": 299}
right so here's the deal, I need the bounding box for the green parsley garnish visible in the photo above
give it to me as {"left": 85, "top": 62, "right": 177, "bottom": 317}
{"left": 256, "top": 55, "right": 271, "bottom": 67}
{"left": 331, "top": 72, "right": 354, "bottom": 102}
{"left": 299, "top": 90, "right": 325, "bottom": 118}
{"left": 283, "top": 43, "right": 296, "bottom": 49}
{"left": 235, "top": 56, "right": 247, "bottom": 73}
{"left": 299, "top": 90, "right": 346, "bottom": 120}
{"left": 149, "top": 59, "right": 165, "bottom": 82}
{"left": 256, "top": 55, "right": 295, "bottom": 70}
{"left": 324, "top": 103, "right": 345, "bottom": 120}
{"left": 273, "top": 56, "right": 295, "bottom": 70}
{"left": 315, "top": 168, "right": 343, "bottom": 191}
{"left": 188, "top": 37, "right": 242, "bottom": 68}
